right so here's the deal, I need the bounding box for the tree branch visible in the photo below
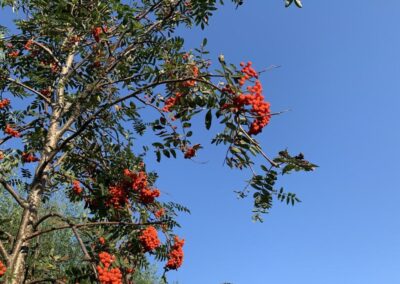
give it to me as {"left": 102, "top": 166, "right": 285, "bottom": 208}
{"left": 35, "top": 76, "right": 219, "bottom": 178}
{"left": 0, "top": 240, "right": 9, "bottom": 262}
{"left": 26, "top": 278, "right": 66, "bottom": 284}
{"left": 0, "top": 178, "right": 28, "bottom": 208}
{"left": 31, "top": 40, "right": 60, "bottom": 65}
{"left": 70, "top": 226, "right": 98, "bottom": 278}
{"left": 27, "top": 220, "right": 164, "bottom": 240}
{"left": 33, "top": 213, "right": 65, "bottom": 230}
{"left": 238, "top": 124, "right": 279, "bottom": 167}
{"left": 33, "top": 212, "right": 98, "bottom": 276}
{"left": 0, "top": 229, "right": 14, "bottom": 243}
{"left": 56, "top": 41, "right": 79, "bottom": 107}
{"left": 6, "top": 77, "right": 51, "bottom": 104}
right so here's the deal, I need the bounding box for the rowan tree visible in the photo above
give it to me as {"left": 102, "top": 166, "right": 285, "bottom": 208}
{"left": 0, "top": 0, "right": 314, "bottom": 283}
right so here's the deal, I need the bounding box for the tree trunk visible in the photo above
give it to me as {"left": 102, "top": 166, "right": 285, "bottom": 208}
{"left": 9, "top": 186, "right": 41, "bottom": 284}
{"left": 7, "top": 39, "right": 72, "bottom": 283}
{"left": 8, "top": 125, "right": 57, "bottom": 283}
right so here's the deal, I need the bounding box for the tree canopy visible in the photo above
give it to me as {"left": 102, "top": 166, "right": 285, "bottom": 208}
{"left": 0, "top": 0, "right": 314, "bottom": 283}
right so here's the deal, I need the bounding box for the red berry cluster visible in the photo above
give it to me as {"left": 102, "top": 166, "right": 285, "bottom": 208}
{"left": 162, "top": 92, "right": 183, "bottom": 112}
{"left": 99, "top": 237, "right": 106, "bottom": 245}
{"left": 182, "top": 52, "right": 190, "bottom": 61}
{"left": 92, "top": 27, "right": 103, "bottom": 43}
{"left": 38, "top": 59, "right": 59, "bottom": 73}
{"left": 246, "top": 81, "right": 271, "bottom": 135}
{"left": 223, "top": 62, "right": 271, "bottom": 135}
{"left": 124, "top": 170, "right": 148, "bottom": 191}
{"left": 21, "top": 152, "right": 39, "bottom": 163}
{"left": 0, "top": 151, "right": 4, "bottom": 160}
{"left": 123, "top": 169, "right": 160, "bottom": 204}
{"left": 139, "top": 226, "right": 160, "bottom": 252}
{"left": 107, "top": 185, "right": 129, "bottom": 209}
{"left": 221, "top": 84, "right": 235, "bottom": 96}
{"left": 50, "top": 62, "right": 59, "bottom": 73}
{"left": 97, "top": 252, "right": 123, "bottom": 284}
{"left": 24, "top": 39, "right": 33, "bottom": 51}
{"left": 139, "top": 188, "right": 160, "bottom": 204}
{"left": 98, "top": 252, "right": 115, "bottom": 268}
{"left": 40, "top": 89, "right": 51, "bottom": 97}
{"left": 4, "top": 124, "right": 20, "bottom": 137}
{"left": 234, "top": 79, "right": 271, "bottom": 135}
{"left": 184, "top": 147, "right": 196, "bottom": 159}
{"left": 238, "top": 61, "right": 258, "bottom": 86}
{"left": 0, "top": 99, "right": 10, "bottom": 109}
{"left": 165, "top": 236, "right": 185, "bottom": 270}
{"left": 154, "top": 207, "right": 165, "bottom": 219}
{"left": 8, "top": 50, "right": 19, "bottom": 58}
{"left": 106, "top": 169, "right": 161, "bottom": 209}
{"left": 0, "top": 260, "right": 6, "bottom": 277}
{"left": 72, "top": 180, "right": 82, "bottom": 195}
{"left": 182, "top": 65, "right": 199, "bottom": 87}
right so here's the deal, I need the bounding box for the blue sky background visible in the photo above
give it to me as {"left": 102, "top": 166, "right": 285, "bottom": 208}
{"left": 2, "top": 1, "right": 400, "bottom": 284}
{"left": 164, "top": 1, "right": 400, "bottom": 283}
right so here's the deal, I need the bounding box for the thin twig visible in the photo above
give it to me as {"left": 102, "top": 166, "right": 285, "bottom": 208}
{"left": 238, "top": 125, "right": 279, "bottom": 168}
{"left": 70, "top": 226, "right": 98, "bottom": 277}
{"left": 271, "top": 109, "right": 291, "bottom": 116}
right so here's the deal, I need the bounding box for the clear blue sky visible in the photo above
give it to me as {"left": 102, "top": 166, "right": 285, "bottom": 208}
{"left": 2, "top": 1, "right": 400, "bottom": 284}
{"left": 164, "top": 1, "right": 400, "bottom": 283}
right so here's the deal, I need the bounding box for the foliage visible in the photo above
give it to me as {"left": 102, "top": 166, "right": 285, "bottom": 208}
{"left": 0, "top": 190, "right": 83, "bottom": 282}
{"left": 0, "top": 0, "right": 312, "bottom": 283}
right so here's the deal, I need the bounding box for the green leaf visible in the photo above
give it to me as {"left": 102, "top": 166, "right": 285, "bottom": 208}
{"left": 205, "top": 109, "right": 212, "bottom": 130}
{"left": 202, "top": 38, "right": 208, "bottom": 47}
{"left": 294, "top": 0, "right": 303, "bottom": 8}
{"left": 285, "top": 0, "right": 294, "bottom": 7}
{"left": 163, "top": 150, "right": 170, "bottom": 158}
